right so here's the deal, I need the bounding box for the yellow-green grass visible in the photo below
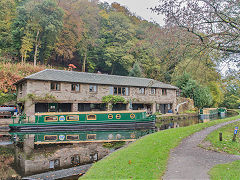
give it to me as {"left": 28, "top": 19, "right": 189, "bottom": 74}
{"left": 81, "top": 111, "right": 240, "bottom": 179}
{"left": 206, "top": 112, "right": 240, "bottom": 180}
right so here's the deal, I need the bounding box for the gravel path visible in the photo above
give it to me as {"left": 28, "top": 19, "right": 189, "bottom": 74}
{"left": 163, "top": 119, "right": 240, "bottom": 180}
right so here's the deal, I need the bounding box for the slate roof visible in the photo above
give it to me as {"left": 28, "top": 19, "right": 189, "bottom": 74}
{"left": 16, "top": 69, "right": 178, "bottom": 89}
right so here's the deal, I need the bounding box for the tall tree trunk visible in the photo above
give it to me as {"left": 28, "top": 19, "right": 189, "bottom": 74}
{"left": 82, "top": 49, "right": 87, "bottom": 72}
{"left": 21, "top": 55, "right": 24, "bottom": 64}
{"left": 33, "top": 30, "right": 40, "bottom": 67}
{"left": 24, "top": 52, "right": 27, "bottom": 63}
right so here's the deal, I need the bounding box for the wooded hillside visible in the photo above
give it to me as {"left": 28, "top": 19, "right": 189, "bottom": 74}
{"left": 0, "top": 0, "right": 239, "bottom": 108}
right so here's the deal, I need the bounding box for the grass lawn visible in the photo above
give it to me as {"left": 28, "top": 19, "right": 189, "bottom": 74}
{"left": 205, "top": 121, "right": 240, "bottom": 155}
{"left": 81, "top": 111, "right": 240, "bottom": 180}
{"left": 209, "top": 160, "right": 240, "bottom": 180}
{"left": 206, "top": 114, "right": 240, "bottom": 180}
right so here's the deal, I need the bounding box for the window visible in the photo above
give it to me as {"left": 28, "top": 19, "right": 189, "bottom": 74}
{"left": 113, "top": 87, "right": 129, "bottom": 96}
{"left": 87, "top": 134, "right": 96, "bottom": 140}
{"left": 71, "top": 84, "right": 80, "bottom": 92}
{"left": 87, "top": 114, "right": 96, "bottom": 120}
{"left": 151, "top": 88, "right": 156, "bottom": 94}
{"left": 139, "top": 88, "right": 145, "bottom": 94}
{"left": 51, "top": 82, "right": 60, "bottom": 91}
{"left": 89, "top": 85, "right": 97, "bottom": 92}
{"left": 66, "top": 115, "right": 79, "bottom": 121}
{"left": 44, "top": 135, "right": 58, "bottom": 141}
{"left": 108, "top": 114, "right": 113, "bottom": 119}
{"left": 71, "top": 155, "right": 80, "bottom": 165}
{"left": 67, "top": 135, "right": 79, "bottom": 140}
{"left": 45, "top": 116, "right": 58, "bottom": 122}
{"left": 162, "top": 89, "right": 167, "bottom": 95}
{"left": 116, "top": 114, "right": 121, "bottom": 119}
{"left": 49, "top": 159, "right": 60, "bottom": 169}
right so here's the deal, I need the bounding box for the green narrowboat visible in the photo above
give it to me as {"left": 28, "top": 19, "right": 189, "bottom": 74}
{"left": 9, "top": 110, "right": 156, "bottom": 132}
{"left": 10, "top": 129, "right": 154, "bottom": 144}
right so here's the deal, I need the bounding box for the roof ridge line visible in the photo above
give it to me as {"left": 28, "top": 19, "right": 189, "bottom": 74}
{"left": 46, "top": 69, "right": 157, "bottom": 81}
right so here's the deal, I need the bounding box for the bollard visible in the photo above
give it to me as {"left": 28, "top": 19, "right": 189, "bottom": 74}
{"left": 219, "top": 133, "right": 222, "bottom": 141}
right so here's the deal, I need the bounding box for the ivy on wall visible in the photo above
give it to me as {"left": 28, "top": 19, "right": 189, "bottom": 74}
{"left": 19, "top": 93, "right": 56, "bottom": 103}
{"left": 102, "top": 95, "right": 127, "bottom": 104}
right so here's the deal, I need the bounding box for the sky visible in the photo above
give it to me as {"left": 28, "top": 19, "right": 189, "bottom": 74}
{"left": 98, "top": 0, "right": 164, "bottom": 25}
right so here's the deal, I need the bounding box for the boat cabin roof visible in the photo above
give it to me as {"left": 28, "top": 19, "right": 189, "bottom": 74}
{"left": 35, "top": 110, "right": 146, "bottom": 116}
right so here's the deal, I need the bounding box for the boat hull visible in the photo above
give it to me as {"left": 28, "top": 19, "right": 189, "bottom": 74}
{"left": 9, "top": 121, "right": 155, "bottom": 132}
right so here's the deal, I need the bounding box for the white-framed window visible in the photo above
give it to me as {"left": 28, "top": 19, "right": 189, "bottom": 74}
{"left": 71, "top": 84, "right": 80, "bottom": 92}
{"left": 151, "top": 88, "right": 156, "bottom": 94}
{"left": 51, "top": 82, "right": 60, "bottom": 91}
{"left": 89, "top": 85, "right": 97, "bottom": 93}
{"left": 139, "top": 88, "right": 145, "bottom": 94}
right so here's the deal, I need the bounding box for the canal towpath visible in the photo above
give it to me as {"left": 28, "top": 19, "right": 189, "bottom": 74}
{"left": 163, "top": 118, "right": 240, "bottom": 180}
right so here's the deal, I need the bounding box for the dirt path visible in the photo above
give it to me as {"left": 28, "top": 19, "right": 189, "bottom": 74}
{"left": 163, "top": 119, "right": 240, "bottom": 180}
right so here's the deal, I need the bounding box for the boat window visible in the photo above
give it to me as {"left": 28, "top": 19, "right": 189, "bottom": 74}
{"left": 45, "top": 116, "right": 58, "bottom": 122}
{"left": 108, "top": 114, "right": 113, "bottom": 119}
{"left": 67, "top": 115, "right": 79, "bottom": 121}
{"left": 87, "top": 114, "right": 96, "bottom": 120}
{"left": 116, "top": 114, "right": 121, "bottom": 119}
{"left": 44, "top": 135, "right": 58, "bottom": 141}
{"left": 130, "top": 114, "right": 135, "bottom": 119}
{"left": 67, "top": 135, "right": 79, "bottom": 140}
{"left": 87, "top": 134, "right": 96, "bottom": 140}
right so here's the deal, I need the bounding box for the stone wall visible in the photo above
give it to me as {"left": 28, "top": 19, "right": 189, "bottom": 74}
{"left": 176, "top": 97, "right": 195, "bottom": 113}
{"left": 17, "top": 80, "right": 177, "bottom": 116}
{"left": 16, "top": 143, "right": 110, "bottom": 176}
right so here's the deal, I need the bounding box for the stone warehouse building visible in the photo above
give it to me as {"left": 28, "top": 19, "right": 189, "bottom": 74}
{"left": 15, "top": 69, "right": 178, "bottom": 118}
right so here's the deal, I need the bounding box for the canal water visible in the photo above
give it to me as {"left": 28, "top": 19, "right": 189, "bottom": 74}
{"left": 0, "top": 111, "right": 237, "bottom": 179}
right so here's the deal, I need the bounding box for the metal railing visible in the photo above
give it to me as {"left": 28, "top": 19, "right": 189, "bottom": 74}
{"left": 11, "top": 114, "right": 31, "bottom": 124}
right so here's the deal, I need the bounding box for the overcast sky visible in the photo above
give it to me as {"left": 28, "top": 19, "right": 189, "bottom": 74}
{"left": 98, "top": 0, "right": 164, "bottom": 25}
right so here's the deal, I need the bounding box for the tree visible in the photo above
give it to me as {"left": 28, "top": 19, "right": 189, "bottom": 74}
{"left": 220, "top": 69, "right": 240, "bottom": 108}
{"left": 153, "top": 0, "right": 240, "bottom": 54}
{"left": 74, "top": 0, "right": 100, "bottom": 72}
{"left": 12, "top": 0, "right": 64, "bottom": 65}
{"left": 175, "top": 73, "right": 213, "bottom": 108}
{"left": 0, "top": 0, "right": 16, "bottom": 58}
{"left": 129, "top": 62, "right": 142, "bottom": 77}
{"left": 207, "top": 82, "right": 224, "bottom": 107}
{"left": 54, "top": 0, "right": 83, "bottom": 62}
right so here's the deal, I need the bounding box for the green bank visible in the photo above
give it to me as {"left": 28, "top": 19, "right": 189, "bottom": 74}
{"left": 81, "top": 110, "right": 240, "bottom": 179}
{"left": 207, "top": 114, "right": 240, "bottom": 180}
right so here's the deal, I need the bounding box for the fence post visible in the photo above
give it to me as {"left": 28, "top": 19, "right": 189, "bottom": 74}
{"left": 219, "top": 133, "right": 222, "bottom": 141}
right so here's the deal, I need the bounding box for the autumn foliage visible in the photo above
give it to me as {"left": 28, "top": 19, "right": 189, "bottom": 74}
{"left": 0, "top": 62, "right": 47, "bottom": 92}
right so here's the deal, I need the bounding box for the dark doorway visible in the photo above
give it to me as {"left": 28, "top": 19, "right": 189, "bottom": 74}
{"left": 132, "top": 104, "right": 144, "bottom": 110}
{"left": 35, "top": 103, "right": 71, "bottom": 113}
{"left": 159, "top": 104, "right": 172, "bottom": 114}
{"left": 35, "top": 103, "right": 48, "bottom": 113}
{"left": 58, "top": 103, "right": 71, "bottom": 112}
{"left": 112, "top": 103, "right": 126, "bottom": 111}
{"left": 78, "top": 103, "right": 106, "bottom": 112}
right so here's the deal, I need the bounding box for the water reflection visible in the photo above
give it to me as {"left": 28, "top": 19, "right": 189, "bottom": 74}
{"left": 8, "top": 129, "right": 154, "bottom": 177}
